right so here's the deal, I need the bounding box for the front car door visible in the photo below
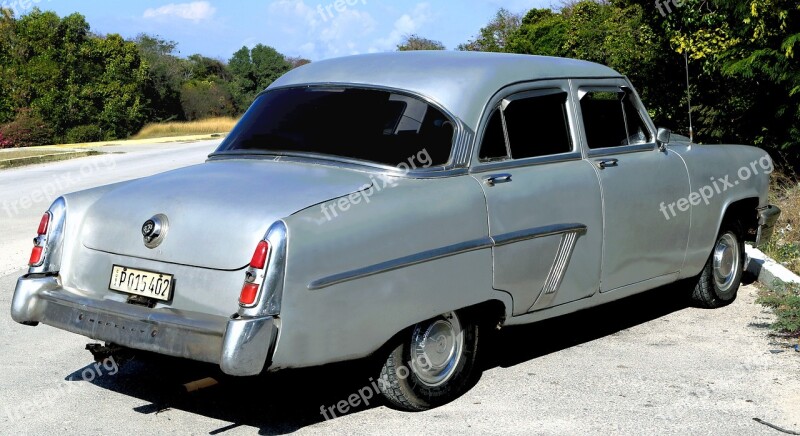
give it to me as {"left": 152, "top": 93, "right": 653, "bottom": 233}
{"left": 471, "top": 80, "right": 604, "bottom": 316}
{"left": 572, "top": 79, "right": 691, "bottom": 293}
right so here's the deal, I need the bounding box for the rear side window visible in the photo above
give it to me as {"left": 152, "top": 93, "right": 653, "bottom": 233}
{"left": 479, "top": 109, "right": 508, "bottom": 161}
{"left": 580, "top": 89, "right": 652, "bottom": 149}
{"left": 478, "top": 90, "right": 573, "bottom": 161}
{"left": 504, "top": 92, "right": 572, "bottom": 159}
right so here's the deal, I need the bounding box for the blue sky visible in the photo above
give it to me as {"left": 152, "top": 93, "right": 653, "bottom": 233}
{"left": 6, "top": 0, "right": 552, "bottom": 61}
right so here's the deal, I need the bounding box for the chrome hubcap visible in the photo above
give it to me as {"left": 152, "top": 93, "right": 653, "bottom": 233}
{"left": 713, "top": 232, "right": 740, "bottom": 292}
{"left": 410, "top": 312, "right": 464, "bottom": 387}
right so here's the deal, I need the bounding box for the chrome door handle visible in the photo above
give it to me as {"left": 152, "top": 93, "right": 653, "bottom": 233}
{"left": 484, "top": 174, "right": 513, "bottom": 186}
{"left": 595, "top": 159, "right": 619, "bottom": 169}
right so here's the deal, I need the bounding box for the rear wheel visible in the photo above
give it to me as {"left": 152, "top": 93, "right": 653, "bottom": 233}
{"left": 378, "top": 311, "right": 480, "bottom": 411}
{"left": 691, "top": 221, "right": 744, "bottom": 308}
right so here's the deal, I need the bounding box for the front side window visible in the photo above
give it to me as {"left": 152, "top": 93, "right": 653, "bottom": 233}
{"left": 478, "top": 90, "right": 573, "bottom": 161}
{"left": 580, "top": 89, "right": 652, "bottom": 150}
{"left": 217, "top": 87, "right": 455, "bottom": 167}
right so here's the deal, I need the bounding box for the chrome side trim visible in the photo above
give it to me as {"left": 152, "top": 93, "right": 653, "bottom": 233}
{"left": 493, "top": 223, "right": 587, "bottom": 247}
{"left": 309, "top": 223, "right": 588, "bottom": 290}
{"left": 527, "top": 229, "right": 582, "bottom": 312}
{"left": 308, "top": 238, "right": 493, "bottom": 290}
{"left": 542, "top": 231, "right": 579, "bottom": 295}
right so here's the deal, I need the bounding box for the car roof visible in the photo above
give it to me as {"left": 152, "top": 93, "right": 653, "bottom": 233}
{"left": 268, "top": 51, "right": 623, "bottom": 130}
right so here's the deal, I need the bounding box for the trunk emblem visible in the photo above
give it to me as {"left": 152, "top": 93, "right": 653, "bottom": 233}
{"left": 142, "top": 214, "right": 169, "bottom": 249}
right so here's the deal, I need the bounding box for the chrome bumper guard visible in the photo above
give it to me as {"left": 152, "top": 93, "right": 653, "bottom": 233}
{"left": 756, "top": 205, "right": 782, "bottom": 249}
{"left": 10, "top": 275, "right": 277, "bottom": 376}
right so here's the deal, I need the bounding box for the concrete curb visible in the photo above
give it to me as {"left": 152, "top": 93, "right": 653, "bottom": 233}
{"left": 746, "top": 245, "right": 800, "bottom": 291}
{"left": 0, "top": 150, "right": 99, "bottom": 169}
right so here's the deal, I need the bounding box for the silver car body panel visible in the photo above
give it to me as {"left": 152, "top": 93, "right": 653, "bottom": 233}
{"left": 10, "top": 52, "right": 778, "bottom": 374}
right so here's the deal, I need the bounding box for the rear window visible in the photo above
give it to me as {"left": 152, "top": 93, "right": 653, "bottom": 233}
{"left": 216, "top": 87, "right": 455, "bottom": 167}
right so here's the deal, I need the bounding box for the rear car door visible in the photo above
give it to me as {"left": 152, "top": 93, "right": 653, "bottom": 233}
{"left": 471, "top": 81, "right": 604, "bottom": 316}
{"left": 572, "top": 79, "right": 691, "bottom": 293}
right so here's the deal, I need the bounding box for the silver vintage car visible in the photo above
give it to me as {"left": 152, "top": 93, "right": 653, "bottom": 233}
{"left": 11, "top": 52, "right": 781, "bottom": 411}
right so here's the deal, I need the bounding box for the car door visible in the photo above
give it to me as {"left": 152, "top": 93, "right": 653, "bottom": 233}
{"left": 471, "top": 81, "right": 604, "bottom": 316}
{"left": 573, "top": 79, "right": 691, "bottom": 293}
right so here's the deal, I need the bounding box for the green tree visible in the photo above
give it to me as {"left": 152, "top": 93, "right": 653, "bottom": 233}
{"left": 228, "top": 44, "right": 291, "bottom": 111}
{"left": 458, "top": 8, "right": 522, "bottom": 52}
{"left": 396, "top": 34, "right": 446, "bottom": 51}
{"left": 135, "top": 34, "right": 185, "bottom": 122}
{"left": 506, "top": 9, "right": 567, "bottom": 56}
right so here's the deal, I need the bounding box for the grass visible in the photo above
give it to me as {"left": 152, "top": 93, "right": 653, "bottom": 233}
{"left": 0, "top": 148, "right": 71, "bottom": 160}
{"left": 763, "top": 170, "right": 800, "bottom": 274}
{"left": 131, "top": 117, "right": 238, "bottom": 140}
{"left": 757, "top": 281, "right": 800, "bottom": 337}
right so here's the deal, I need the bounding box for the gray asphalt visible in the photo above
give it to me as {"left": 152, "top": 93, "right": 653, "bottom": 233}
{"left": 0, "top": 143, "right": 798, "bottom": 435}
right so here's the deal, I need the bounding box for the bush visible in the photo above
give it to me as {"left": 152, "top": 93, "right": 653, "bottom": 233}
{"left": 0, "top": 109, "right": 55, "bottom": 148}
{"left": 0, "top": 131, "right": 12, "bottom": 149}
{"left": 757, "top": 282, "right": 800, "bottom": 336}
{"left": 65, "top": 125, "right": 104, "bottom": 144}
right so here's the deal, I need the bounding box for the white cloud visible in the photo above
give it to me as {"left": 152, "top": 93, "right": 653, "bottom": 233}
{"left": 370, "top": 3, "right": 432, "bottom": 52}
{"left": 143, "top": 1, "right": 217, "bottom": 22}
{"left": 267, "top": 0, "right": 377, "bottom": 59}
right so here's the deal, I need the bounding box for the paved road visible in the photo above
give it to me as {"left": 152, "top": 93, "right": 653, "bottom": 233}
{"left": 0, "top": 140, "right": 218, "bottom": 276}
{"left": 0, "top": 145, "right": 798, "bottom": 435}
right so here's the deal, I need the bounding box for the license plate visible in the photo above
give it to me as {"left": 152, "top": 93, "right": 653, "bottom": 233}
{"left": 109, "top": 265, "right": 174, "bottom": 301}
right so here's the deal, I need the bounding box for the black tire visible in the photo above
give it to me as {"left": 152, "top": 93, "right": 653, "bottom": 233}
{"left": 691, "top": 221, "right": 745, "bottom": 308}
{"left": 378, "top": 311, "right": 480, "bottom": 411}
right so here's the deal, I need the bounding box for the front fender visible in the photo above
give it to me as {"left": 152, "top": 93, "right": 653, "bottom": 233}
{"left": 670, "top": 143, "right": 773, "bottom": 278}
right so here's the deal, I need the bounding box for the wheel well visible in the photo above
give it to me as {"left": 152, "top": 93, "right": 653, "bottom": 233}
{"left": 721, "top": 197, "right": 759, "bottom": 242}
{"left": 371, "top": 299, "right": 508, "bottom": 364}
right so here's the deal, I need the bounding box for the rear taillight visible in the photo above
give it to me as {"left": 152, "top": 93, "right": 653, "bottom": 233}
{"left": 240, "top": 240, "right": 270, "bottom": 307}
{"left": 250, "top": 241, "right": 269, "bottom": 269}
{"left": 37, "top": 213, "right": 50, "bottom": 235}
{"left": 28, "top": 212, "right": 51, "bottom": 266}
{"left": 239, "top": 283, "right": 260, "bottom": 306}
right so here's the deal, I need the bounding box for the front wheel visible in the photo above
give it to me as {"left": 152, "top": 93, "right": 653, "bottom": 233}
{"left": 691, "top": 222, "right": 744, "bottom": 308}
{"left": 378, "top": 311, "right": 480, "bottom": 411}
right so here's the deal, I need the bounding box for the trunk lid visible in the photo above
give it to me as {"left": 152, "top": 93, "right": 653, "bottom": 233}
{"left": 81, "top": 159, "right": 374, "bottom": 270}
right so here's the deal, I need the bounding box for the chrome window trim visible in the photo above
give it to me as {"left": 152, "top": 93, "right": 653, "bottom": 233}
{"left": 470, "top": 79, "right": 582, "bottom": 172}
{"left": 309, "top": 222, "right": 587, "bottom": 290}
{"left": 211, "top": 83, "right": 470, "bottom": 177}
{"left": 586, "top": 142, "right": 658, "bottom": 158}
{"left": 208, "top": 152, "right": 470, "bottom": 179}
{"left": 572, "top": 80, "right": 658, "bottom": 156}
{"left": 470, "top": 151, "right": 582, "bottom": 174}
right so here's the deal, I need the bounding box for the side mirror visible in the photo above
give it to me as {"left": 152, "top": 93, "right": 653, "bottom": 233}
{"left": 656, "top": 128, "right": 671, "bottom": 151}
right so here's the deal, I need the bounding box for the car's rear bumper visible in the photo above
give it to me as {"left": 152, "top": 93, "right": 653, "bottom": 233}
{"left": 10, "top": 275, "right": 277, "bottom": 376}
{"left": 756, "top": 205, "right": 781, "bottom": 249}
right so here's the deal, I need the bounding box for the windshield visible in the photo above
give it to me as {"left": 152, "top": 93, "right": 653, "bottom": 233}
{"left": 215, "top": 87, "right": 455, "bottom": 167}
